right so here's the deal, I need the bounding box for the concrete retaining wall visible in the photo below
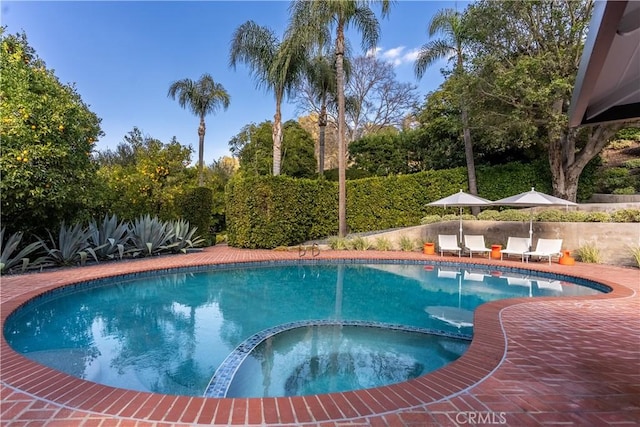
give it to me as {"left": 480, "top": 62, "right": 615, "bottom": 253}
{"left": 360, "top": 221, "right": 640, "bottom": 267}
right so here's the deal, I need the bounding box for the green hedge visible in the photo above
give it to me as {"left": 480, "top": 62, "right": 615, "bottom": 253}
{"left": 180, "top": 187, "right": 214, "bottom": 245}
{"left": 226, "top": 162, "right": 595, "bottom": 248}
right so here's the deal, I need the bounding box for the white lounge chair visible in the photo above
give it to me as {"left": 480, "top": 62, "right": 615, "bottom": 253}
{"left": 536, "top": 279, "right": 564, "bottom": 292}
{"left": 438, "top": 234, "right": 461, "bottom": 257}
{"left": 463, "top": 270, "right": 486, "bottom": 282}
{"left": 463, "top": 235, "right": 491, "bottom": 258}
{"left": 437, "top": 268, "right": 460, "bottom": 279}
{"left": 524, "top": 238, "right": 563, "bottom": 265}
{"left": 500, "top": 237, "right": 531, "bottom": 262}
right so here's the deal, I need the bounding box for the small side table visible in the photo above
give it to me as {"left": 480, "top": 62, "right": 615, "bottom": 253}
{"left": 491, "top": 244, "right": 502, "bottom": 259}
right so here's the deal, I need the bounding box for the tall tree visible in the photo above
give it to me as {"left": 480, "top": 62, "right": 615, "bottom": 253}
{"left": 288, "top": 0, "right": 391, "bottom": 237}
{"left": 463, "top": 0, "right": 637, "bottom": 200}
{"left": 296, "top": 53, "right": 339, "bottom": 176}
{"left": 345, "top": 55, "right": 419, "bottom": 141}
{"left": 229, "top": 21, "right": 307, "bottom": 176}
{"left": 0, "top": 30, "right": 103, "bottom": 236}
{"left": 167, "top": 73, "right": 230, "bottom": 186}
{"left": 414, "top": 8, "right": 479, "bottom": 212}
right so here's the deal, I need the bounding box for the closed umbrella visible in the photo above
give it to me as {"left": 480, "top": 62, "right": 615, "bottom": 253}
{"left": 492, "top": 187, "right": 577, "bottom": 246}
{"left": 427, "top": 189, "right": 493, "bottom": 242}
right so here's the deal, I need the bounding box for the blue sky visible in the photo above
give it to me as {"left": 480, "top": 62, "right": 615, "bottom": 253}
{"left": 2, "top": 1, "right": 467, "bottom": 163}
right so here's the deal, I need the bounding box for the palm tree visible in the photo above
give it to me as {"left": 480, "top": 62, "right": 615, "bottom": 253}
{"left": 300, "top": 52, "right": 341, "bottom": 177}
{"left": 288, "top": 0, "right": 391, "bottom": 237}
{"left": 229, "top": 21, "right": 307, "bottom": 176}
{"left": 167, "top": 74, "right": 230, "bottom": 186}
{"left": 414, "top": 8, "right": 479, "bottom": 212}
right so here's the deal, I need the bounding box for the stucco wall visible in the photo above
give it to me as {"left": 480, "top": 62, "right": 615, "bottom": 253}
{"left": 361, "top": 221, "right": 640, "bottom": 267}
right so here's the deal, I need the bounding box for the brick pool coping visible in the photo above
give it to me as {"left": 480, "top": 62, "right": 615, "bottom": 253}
{"left": 1, "top": 245, "right": 639, "bottom": 426}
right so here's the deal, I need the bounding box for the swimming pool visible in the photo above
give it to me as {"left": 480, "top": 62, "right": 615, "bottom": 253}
{"left": 4, "top": 261, "right": 605, "bottom": 398}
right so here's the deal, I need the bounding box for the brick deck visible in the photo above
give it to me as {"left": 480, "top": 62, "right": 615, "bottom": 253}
{"left": 1, "top": 245, "right": 639, "bottom": 426}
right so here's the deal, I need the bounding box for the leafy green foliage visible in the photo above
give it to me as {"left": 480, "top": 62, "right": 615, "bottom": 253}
{"left": 595, "top": 167, "right": 637, "bottom": 194}
{"left": 610, "top": 209, "right": 640, "bottom": 223}
{"left": 420, "top": 215, "right": 443, "bottom": 224}
{"left": 229, "top": 120, "right": 316, "bottom": 178}
{"left": 1, "top": 31, "right": 103, "bottom": 236}
{"left": 39, "top": 223, "right": 97, "bottom": 267}
{"left": 96, "top": 128, "right": 194, "bottom": 220}
{"left": 0, "top": 228, "right": 44, "bottom": 274}
{"left": 180, "top": 187, "right": 214, "bottom": 245}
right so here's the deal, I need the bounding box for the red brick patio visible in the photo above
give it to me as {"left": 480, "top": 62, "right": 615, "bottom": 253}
{"left": 1, "top": 245, "right": 639, "bottom": 426}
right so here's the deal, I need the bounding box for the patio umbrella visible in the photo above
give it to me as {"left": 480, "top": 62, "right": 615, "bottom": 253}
{"left": 492, "top": 187, "right": 577, "bottom": 247}
{"left": 427, "top": 189, "right": 493, "bottom": 242}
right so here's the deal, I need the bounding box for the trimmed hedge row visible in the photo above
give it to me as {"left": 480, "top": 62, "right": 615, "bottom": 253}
{"left": 226, "top": 162, "right": 565, "bottom": 249}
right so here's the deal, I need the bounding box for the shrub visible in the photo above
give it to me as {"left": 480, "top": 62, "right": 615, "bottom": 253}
{"left": 180, "top": 187, "right": 214, "bottom": 246}
{"left": 373, "top": 236, "right": 393, "bottom": 251}
{"left": 348, "top": 236, "right": 371, "bottom": 251}
{"left": 584, "top": 212, "right": 611, "bottom": 222}
{"left": 477, "top": 210, "right": 501, "bottom": 220}
{"left": 441, "top": 214, "right": 459, "bottom": 222}
{"left": 497, "top": 210, "right": 530, "bottom": 221}
{"left": 610, "top": 209, "right": 640, "bottom": 222}
{"left": 612, "top": 186, "right": 636, "bottom": 195}
{"left": 576, "top": 243, "right": 601, "bottom": 263}
{"left": 622, "top": 159, "right": 640, "bottom": 169}
{"left": 536, "top": 209, "right": 565, "bottom": 222}
{"left": 596, "top": 167, "right": 635, "bottom": 193}
{"left": 0, "top": 228, "right": 45, "bottom": 274}
{"left": 398, "top": 235, "right": 416, "bottom": 251}
{"left": 460, "top": 214, "right": 477, "bottom": 221}
{"left": 328, "top": 236, "right": 348, "bottom": 250}
{"left": 420, "top": 215, "right": 442, "bottom": 225}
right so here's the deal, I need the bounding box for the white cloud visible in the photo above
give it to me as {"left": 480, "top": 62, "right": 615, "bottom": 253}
{"left": 371, "top": 46, "right": 421, "bottom": 67}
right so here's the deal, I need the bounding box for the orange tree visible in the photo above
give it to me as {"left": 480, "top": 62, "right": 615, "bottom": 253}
{"left": 0, "top": 30, "right": 103, "bottom": 236}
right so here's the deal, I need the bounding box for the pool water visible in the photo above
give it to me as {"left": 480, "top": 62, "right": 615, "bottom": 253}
{"left": 4, "top": 262, "right": 604, "bottom": 397}
{"left": 225, "top": 324, "right": 469, "bottom": 398}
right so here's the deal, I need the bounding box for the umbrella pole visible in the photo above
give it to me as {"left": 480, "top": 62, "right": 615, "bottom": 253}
{"left": 459, "top": 207, "right": 463, "bottom": 243}
{"left": 529, "top": 213, "right": 534, "bottom": 250}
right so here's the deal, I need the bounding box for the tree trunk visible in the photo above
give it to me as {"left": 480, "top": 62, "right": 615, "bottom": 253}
{"left": 198, "top": 117, "right": 206, "bottom": 186}
{"left": 318, "top": 102, "right": 326, "bottom": 177}
{"left": 273, "top": 92, "right": 283, "bottom": 176}
{"left": 461, "top": 106, "right": 479, "bottom": 214}
{"left": 336, "top": 21, "right": 347, "bottom": 237}
{"left": 548, "top": 117, "right": 624, "bottom": 201}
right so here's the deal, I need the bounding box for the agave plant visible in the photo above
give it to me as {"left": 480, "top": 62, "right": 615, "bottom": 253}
{"left": 0, "top": 228, "right": 46, "bottom": 274}
{"left": 39, "top": 222, "right": 98, "bottom": 266}
{"left": 88, "top": 214, "right": 131, "bottom": 260}
{"left": 167, "top": 219, "right": 205, "bottom": 254}
{"left": 129, "top": 215, "right": 176, "bottom": 257}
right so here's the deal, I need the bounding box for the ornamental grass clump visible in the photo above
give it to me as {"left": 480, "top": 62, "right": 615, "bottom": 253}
{"left": 576, "top": 243, "right": 602, "bottom": 264}
{"left": 374, "top": 236, "right": 393, "bottom": 251}
{"left": 348, "top": 236, "right": 371, "bottom": 251}
{"left": 398, "top": 235, "right": 416, "bottom": 252}
{"left": 328, "top": 236, "right": 348, "bottom": 250}
{"left": 630, "top": 246, "right": 640, "bottom": 268}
